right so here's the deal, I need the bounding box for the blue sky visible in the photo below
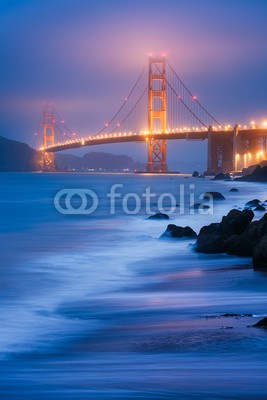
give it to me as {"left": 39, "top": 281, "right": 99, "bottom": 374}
{"left": 1, "top": 0, "right": 267, "bottom": 170}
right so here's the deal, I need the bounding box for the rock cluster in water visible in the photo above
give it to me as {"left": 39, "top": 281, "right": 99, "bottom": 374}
{"left": 244, "top": 199, "right": 266, "bottom": 212}
{"left": 194, "top": 209, "right": 267, "bottom": 270}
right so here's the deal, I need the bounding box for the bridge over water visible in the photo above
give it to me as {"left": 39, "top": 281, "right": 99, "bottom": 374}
{"left": 36, "top": 56, "right": 267, "bottom": 173}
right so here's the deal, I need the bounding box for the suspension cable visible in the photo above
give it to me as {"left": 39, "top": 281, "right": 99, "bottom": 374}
{"left": 95, "top": 64, "right": 146, "bottom": 136}
{"left": 167, "top": 61, "right": 221, "bottom": 126}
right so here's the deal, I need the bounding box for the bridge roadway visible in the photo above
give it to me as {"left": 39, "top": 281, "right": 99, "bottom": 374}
{"left": 44, "top": 128, "right": 267, "bottom": 153}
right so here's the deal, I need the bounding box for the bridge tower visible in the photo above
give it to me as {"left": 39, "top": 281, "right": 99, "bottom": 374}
{"left": 42, "top": 106, "right": 56, "bottom": 171}
{"left": 146, "top": 57, "right": 168, "bottom": 172}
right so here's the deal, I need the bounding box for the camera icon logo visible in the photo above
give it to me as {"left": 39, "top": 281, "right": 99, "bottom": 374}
{"left": 54, "top": 189, "right": 99, "bottom": 215}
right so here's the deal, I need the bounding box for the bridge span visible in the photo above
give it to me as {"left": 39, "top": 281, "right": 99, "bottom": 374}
{"left": 38, "top": 56, "right": 267, "bottom": 174}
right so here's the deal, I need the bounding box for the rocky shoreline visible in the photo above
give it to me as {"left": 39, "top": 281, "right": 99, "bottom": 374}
{"left": 156, "top": 196, "right": 267, "bottom": 271}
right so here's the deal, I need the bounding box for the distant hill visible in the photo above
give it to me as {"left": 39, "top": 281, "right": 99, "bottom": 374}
{"left": 55, "top": 151, "right": 145, "bottom": 172}
{"left": 0, "top": 136, "right": 42, "bottom": 171}
{"left": 0, "top": 135, "right": 144, "bottom": 172}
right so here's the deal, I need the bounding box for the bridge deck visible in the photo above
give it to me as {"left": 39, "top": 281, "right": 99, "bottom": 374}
{"left": 44, "top": 128, "right": 267, "bottom": 153}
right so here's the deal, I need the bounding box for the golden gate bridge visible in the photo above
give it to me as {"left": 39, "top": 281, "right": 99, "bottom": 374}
{"left": 33, "top": 56, "right": 267, "bottom": 173}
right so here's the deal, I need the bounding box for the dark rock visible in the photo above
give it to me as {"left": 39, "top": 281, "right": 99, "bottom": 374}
{"left": 220, "top": 313, "right": 252, "bottom": 318}
{"left": 229, "top": 188, "right": 239, "bottom": 192}
{"left": 190, "top": 203, "right": 209, "bottom": 210}
{"left": 254, "top": 205, "right": 266, "bottom": 211}
{"left": 213, "top": 173, "right": 231, "bottom": 180}
{"left": 253, "top": 317, "right": 267, "bottom": 328}
{"left": 195, "top": 209, "right": 254, "bottom": 254}
{"left": 253, "top": 234, "right": 267, "bottom": 270}
{"left": 192, "top": 170, "right": 199, "bottom": 177}
{"left": 245, "top": 199, "right": 261, "bottom": 208}
{"left": 191, "top": 203, "right": 201, "bottom": 209}
{"left": 203, "top": 191, "right": 226, "bottom": 200}
{"left": 221, "top": 209, "right": 254, "bottom": 235}
{"left": 241, "top": 160, "right": 267, "bottom": 176}
{"left": 195, "top": 222, "right": 225, "bottom": 253}
{"left": 226, "top": 213, "right": 267, "bottom": 259}
{"left": 244, "top": 212, "right": 267, "bottom": 237}
{"left": 236, "top": 165, "right": 267, "bottom": 182}
{"left": 224, "top": 234, "right": 254, "bottom": 257}
{"left": 160, "top": 224, "right": 197, "bottom": 239}
{"left": 148, "top": 213, "right": 169, "bottom": 220}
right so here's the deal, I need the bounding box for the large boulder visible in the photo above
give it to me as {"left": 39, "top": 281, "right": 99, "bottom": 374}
{"left": 195, "top": 223, "right": 224, "bottom": 253}
{"left": 225, "top": 212, "right": 267, "bottom": 257}
{"left": 253, "top": 317, "right": 267, "bottom": 328}
{"left": 236, "top": 165, "right": 267, "bottom": 182}
{"left": 253, "top": 234, "right": 267, "bottom": 270}
{"left": 203, "top": 191, "right": 226, "bottom": 200}
{"left": 161, "top": 224, "right": 197, "bottom": 239}
{"left": 224, "top": 234, "right": 254, "bottom": 257}
{"left": 220, "top": 209, "right": 254, "bottom": 236}
{"left": 195, "top": 209, "right": 254, "bottom": 254}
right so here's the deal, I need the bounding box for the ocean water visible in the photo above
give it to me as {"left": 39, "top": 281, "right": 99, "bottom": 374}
{"left": 0, "top": 172, "right": 267, "bottom": 399}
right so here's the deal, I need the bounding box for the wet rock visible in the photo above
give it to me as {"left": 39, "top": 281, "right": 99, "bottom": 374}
{"left": 222, "top": 209, "right": 254, "bottom": 235}
{"left": 229, "top": 188, "right": 239, "bottom": 192}
{"left": 213, "top": 172, "right": 231, "bottom": 180}
{"left": 220, "top": 313, "right": 252, "bottom": 318}
{"left": 253, "top": 317, "right": 267, "bottom": 328}
{"left": 195, "top": 222, "right": 224, "bottom": 253}
{"left": 203, "top": 191, "right": 226, "bottom": 200}
{"left": 245, "top": 199, "right": 261, "bottom": 208}
{"left": 195, "top": 209, "right": 254, "bottom": 254}
{"left": 253, "top": 234, "right": 267, "bottom": 270}
{"left": 160, "top": 224, "right": 197, "bottom": 239}
{"left": 203, "top": 313, "right": 253, "bottom": 319}
{"left": 224, "top": 234, "right": 254, "bottom": 257}
{"left": 190, "top": 203, "right": 210, "bottom": 210}
{"left": 225, "top": 213, "right": 267, "bottom": 258}
{"left": 192, "top": 170, "right": 199, "bottom": 177}
{"left": 254, "top": 205, "right": 266, "bottom": 211}
{"left": 148, "top": 212, "right": 169, "bottom": 220}
{"left": 236, "top": 165, "right": 267, "bottom": 182}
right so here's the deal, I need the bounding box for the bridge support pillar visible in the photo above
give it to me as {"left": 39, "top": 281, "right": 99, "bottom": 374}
{"left": 146, "top": 56, "right": 168, "bottom": 172}
{"left": 233, "top": 124, "right": 239, "bottom": 171}
{"left": 42, "top": 106, "right": 56, "bottom": 172}
{"left": 147, "top": 138, "right": 168, "bottom": 172}
{"left": 207, "top": 126, "right": 235, "bottom": 174}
